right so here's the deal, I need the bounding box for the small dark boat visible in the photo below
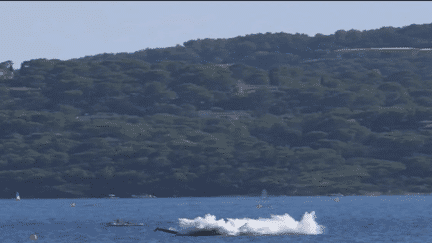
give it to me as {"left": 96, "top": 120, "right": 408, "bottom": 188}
{"left": 154, "top": 227, "right": 222, "bottom": 236}
{"left": 107, "top": 194, "right": 119, "bottom": 199}
{"left": 154, "top": 227, "right": 178, "bottom": 234}
{"left": 106, "top": 219, "right": 144, "bottom": 227}
{"left": 131, "top": 194, "right": 157, "bottom": 198}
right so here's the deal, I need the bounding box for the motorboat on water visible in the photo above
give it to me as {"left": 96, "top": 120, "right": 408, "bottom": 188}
{"left": 107, "top": 194, "right": 119, "bottom": 199}
{"left": 71, "top": 203, "right": 76, "bottom": 207}
{"left": 16, "top": 192, "right": 20, "bottom": 201}
{"left": 334, "top": 197, "right": 340, "bottom": 202}
{"left": 131, "top": 194, "right": 157, "bottom": 198}
{"left": 106, "top": 219, "right": 144, "bottom": 227}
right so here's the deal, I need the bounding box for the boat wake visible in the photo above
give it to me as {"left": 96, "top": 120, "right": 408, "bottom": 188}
{"left": 154, "top": 211, "right": 325, "bottom": 237}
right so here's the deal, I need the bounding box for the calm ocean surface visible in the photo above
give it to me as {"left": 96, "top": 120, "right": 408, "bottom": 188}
{"left": 0, "top": 195, "right": 431, "bottom": 242}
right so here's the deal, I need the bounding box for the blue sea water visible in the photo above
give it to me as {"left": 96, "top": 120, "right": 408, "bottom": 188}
{"left": 0, "top": 195, "right": 431, "bottom": 242}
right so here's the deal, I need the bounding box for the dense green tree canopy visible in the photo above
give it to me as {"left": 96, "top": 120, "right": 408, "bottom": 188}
{"left": 2, "top": 23, "right": 432, "bottom": 198}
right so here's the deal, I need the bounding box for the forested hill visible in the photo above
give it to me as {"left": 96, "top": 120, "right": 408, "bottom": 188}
{"left": 1, "top": 23, "right": 432, "bottom": 199}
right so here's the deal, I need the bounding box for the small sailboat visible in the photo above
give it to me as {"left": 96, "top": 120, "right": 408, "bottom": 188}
{"left": 16, "top": 192, "right": 20, "bottom": 201}
{"left": 261, "top": 189, "right": 268, "bottom": 199}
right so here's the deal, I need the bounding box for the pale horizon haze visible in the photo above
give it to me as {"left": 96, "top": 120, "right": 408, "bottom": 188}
{"left": 1, "top": 1, "right": 431, "bottom": 69}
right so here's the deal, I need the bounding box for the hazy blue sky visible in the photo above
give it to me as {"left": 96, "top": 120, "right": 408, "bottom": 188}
{"left": 1, "top": 1, "right": 431, "bottom": 68}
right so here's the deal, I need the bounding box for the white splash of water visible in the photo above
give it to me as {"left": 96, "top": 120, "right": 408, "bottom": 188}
{"left": 176, "top": 211, "right": 325, "bottom": 236}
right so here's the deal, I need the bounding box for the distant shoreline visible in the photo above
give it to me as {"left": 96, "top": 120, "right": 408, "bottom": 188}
{"left": 2, "top": 192, "right": 431, "bottom": 199}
